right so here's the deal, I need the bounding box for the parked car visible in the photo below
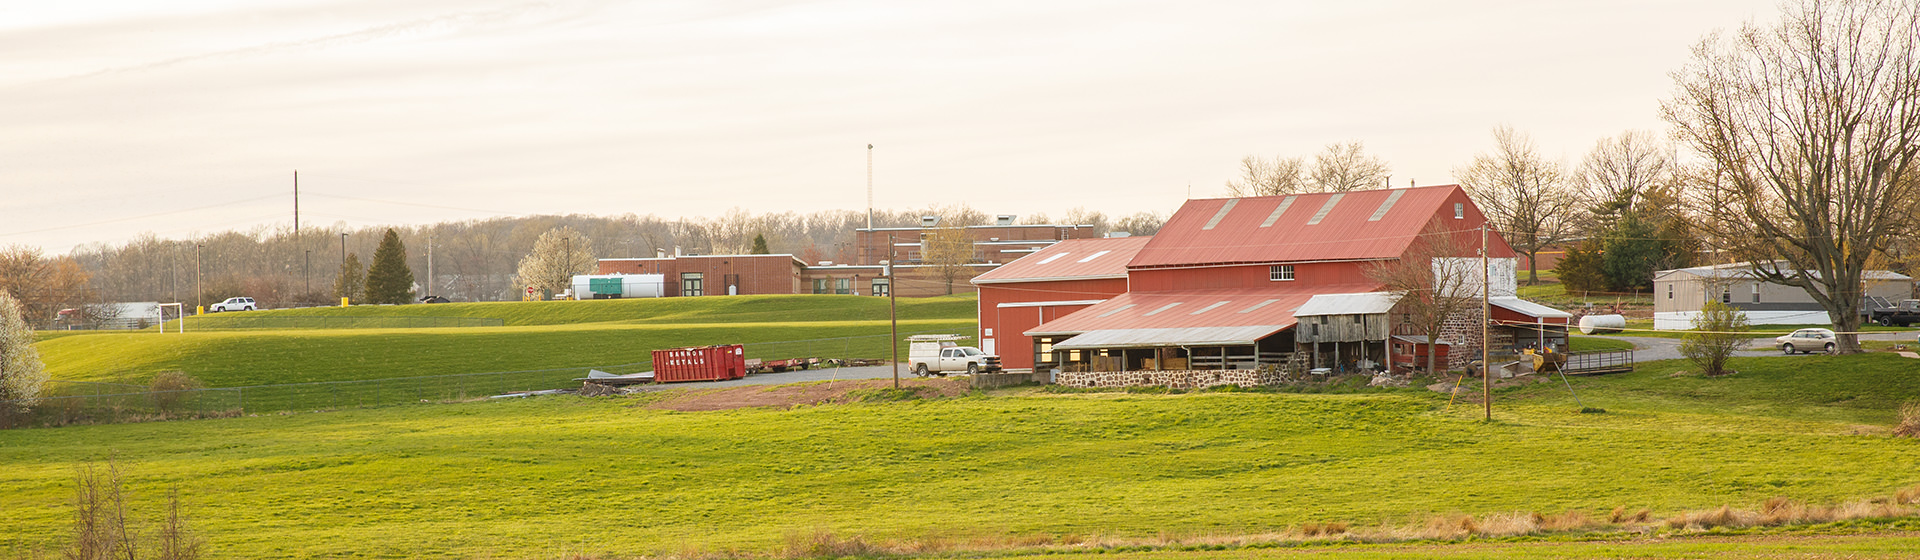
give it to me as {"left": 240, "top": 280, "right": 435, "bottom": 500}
{"left": 1775, "top": 328, "right": 1836, "bottom": 354}
{"left": 208, "top": 297, "right": 256, "bottom": 312}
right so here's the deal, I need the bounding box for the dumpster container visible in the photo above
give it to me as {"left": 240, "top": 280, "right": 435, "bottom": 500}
{"left": 651, "top": 344, "right": 746, "bottom": 383}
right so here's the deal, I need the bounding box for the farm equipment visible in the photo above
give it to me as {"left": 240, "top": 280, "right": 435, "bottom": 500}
{"left": 746, "top": 357, "right": 819, "bottom": 374}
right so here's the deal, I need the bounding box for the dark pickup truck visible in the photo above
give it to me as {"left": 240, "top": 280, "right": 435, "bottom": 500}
{"left": 1862, "top": 297, "right": 1920, "bottom": 327}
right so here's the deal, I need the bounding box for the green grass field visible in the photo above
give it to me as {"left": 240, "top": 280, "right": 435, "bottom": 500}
{"left": 4, "top": 351, "right": 1919, "bottom": 558}
{"left": 35, "top": 295, "right": 977, "bottom": 389}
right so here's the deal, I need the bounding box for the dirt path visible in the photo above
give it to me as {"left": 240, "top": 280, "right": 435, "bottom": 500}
{"left": 643, "top": 377, "right": 972, "bottom": 411}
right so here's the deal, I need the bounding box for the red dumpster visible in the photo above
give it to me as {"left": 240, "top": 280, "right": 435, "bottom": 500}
{"left": 651, "top": 344, "right": 747, "bottom": 383}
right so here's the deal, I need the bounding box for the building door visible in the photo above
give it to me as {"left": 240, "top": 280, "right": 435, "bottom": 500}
{"left": 871, "top": 278, "right": 889, "bottom": 297}
{"left": 680, "top": 273, "right": 704, "bottom": 297}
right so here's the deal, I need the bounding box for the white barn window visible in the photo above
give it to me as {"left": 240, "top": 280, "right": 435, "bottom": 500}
{"left": 1270, "top": 264, "right": 1295, "bottom": 281}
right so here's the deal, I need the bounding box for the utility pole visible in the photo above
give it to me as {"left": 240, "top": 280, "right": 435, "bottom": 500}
{"left": 1481, "top": 226, "right": 1491, "bottom": 422}
{"left": 563, "top": 237, "right": 572, "bottom": 298}
{"left": 866, "top": 144, "right": 874, "bottom": 231}
{"left": 889, "top": 233, "right": 899, "bottom": 389}
{"left": 296, "top": 170, "right": 306, "bottom": 299}
{"left": 426, "top": 231, "right": 434, "bottom": 298}
{"left": 194, "top": 243, "right": 203, "bottom": 313}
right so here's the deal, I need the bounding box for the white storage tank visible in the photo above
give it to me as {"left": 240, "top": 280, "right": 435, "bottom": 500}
{"left": 570, "top": 274, "right": 665, "bottom": 299}
{"left": 1578, "top": 314, "right": 1626, "bottom": 335}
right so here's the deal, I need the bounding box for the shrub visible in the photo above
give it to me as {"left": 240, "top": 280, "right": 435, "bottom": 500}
{"left": 1680, "top": 300, "right": 1748, "bottom": 377}
{"left": 148, "top": 371, "right": 204, "bottom": 414}
{"left": 1895, "top": 401, "right": 1920, "bottom": 438}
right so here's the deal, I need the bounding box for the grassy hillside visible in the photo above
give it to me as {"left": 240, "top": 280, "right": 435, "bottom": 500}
{"left": 36, "top": 294, "right": 977, "bottom": 389}
{"left": 3, "top": 354, "right": 1919, "bottom": 558}
{"left": 180, "top": 294, "right": 976, "bottom": 328}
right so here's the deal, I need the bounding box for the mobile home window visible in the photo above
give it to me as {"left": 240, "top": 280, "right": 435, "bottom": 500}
{"left": 1667, "top": 284, "right": 1673, "bottom": 299}
{"left": 681, "top": 273, "right": 704, "bottom": 297}
{"left": 1270, "top": 264, "right": 1295, "bottom": 281}
{"left": 1720, "top": 286, "right": 1730, "bottom": 304}
{"left": 1752, "top": 284, "right": 1761, "bottom": 303}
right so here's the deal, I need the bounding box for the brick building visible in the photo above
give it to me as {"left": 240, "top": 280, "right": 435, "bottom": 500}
{"left": 598, "top": 254, "right": 805, "bottom": 297}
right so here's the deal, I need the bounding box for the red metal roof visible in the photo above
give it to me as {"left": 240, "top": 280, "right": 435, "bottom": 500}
{"left": 972, "top": 236, "right": 1152, "bottom": 284}
{"left": 1025, "top": 283, "right": 1380, "bottom": 337}
{"left": 1129, "top": 185, "right": 1516, "bottom": 269}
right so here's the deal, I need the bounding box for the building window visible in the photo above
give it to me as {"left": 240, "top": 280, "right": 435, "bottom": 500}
{"left": 1270, "top": 264, "right": 1295, "bottom": 281}
{"left": 1720, "top": 286, "right": 1731, "bottom": 304}
{"left": 1667, "top": 284, "right": 1673, "bottom": 299}
{"left": 871, "top": 278, "right": 890, "bottom": 297}
{"left": 812, "top": 278, "right": 830, "bottom": 294}
{"left": 834, "top": 278, "right": 851, "bottom": 295}
{"left": 1752, "top": 283, "right": 1761, "bottom": 303}
{"left": 1454, "top": 203, "right": 1464, "bottom": 219}
{"left": 681, "top": 272, "right": 704, "bottom": 297}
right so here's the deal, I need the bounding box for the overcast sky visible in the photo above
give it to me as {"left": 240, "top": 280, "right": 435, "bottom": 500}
{"left": 0, "top": 0, "right": 1779, "bottom": 253}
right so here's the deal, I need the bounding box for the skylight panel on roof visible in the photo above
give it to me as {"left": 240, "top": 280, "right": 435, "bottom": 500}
{"left": 1097, "top": 304, "right": 1137, "bottom": 318}
{"left": 1076, "top": 250, "right": 1112, "bottom": 263}
{"left": 1261, "top": 196, "right": 1297, "bottom": 227}
{"left": 1189, "top": 301, "right": 1231, "bottom": 315}
{"left": 1368, "top": 189, "right": 1405, "bottom": 222}
{"left": 1307, "top": 193, "right": 1345, "bottom": 225}
{"left": 1239, "top": 299, "right": 1282, "bottom": 314}
{"left": 1142, "top": 302, "right": 1183, "bottom": 316}
{"left": 1202, "top": 199, "right": 1239, "bottom": 230}
{"left": 1037, "top": 252, "right": 1070, "bottom": 264}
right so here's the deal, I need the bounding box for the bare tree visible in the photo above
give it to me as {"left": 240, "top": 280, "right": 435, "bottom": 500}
{"left": 1366, "top": 220, "right": 1483, "bottom": 375}
{"left": 1309, "top": 141, "right": 1393, "bottom": 192}
{"left": 1225, "top": 141, "right": 1391, "bottom": 196}
{"left": 1062, "top": 207, "right": 1111, "bottom": 236}
{"left": 1576, "top": 130, "right": 1676, "bottom": 223}
{"left": 512, "top": 227, "right": 597, "bottom": 297}
{"left": 1115, "top": 211, "right": 1165, "bottom": 236}
{"left": 1663, "top": 0, "right": 1920, "bottom": 353}
{"left": 1457, "top": 126, "right": 1581, "bottom": 284}
{"left": 1225, "top": 155, "right": 1308, "bottom": 197}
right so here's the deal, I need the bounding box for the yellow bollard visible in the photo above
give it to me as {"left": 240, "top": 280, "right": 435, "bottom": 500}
{"left": 340, "top": 297, "right": 350, "bottom": 307}
{"left": 195, "top": 305, "right": 204, "bottom": 316}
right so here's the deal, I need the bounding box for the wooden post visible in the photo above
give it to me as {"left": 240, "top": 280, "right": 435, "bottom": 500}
{"left": 1482, "top": 226, "right": 1491, "bottom": 421}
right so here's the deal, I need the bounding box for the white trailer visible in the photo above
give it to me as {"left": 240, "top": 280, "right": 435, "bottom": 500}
{"left": 570, "top": 274, "right": 666, "bottom": 299}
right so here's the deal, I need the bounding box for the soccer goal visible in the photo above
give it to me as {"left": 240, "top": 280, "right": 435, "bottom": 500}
{"left": 157, "top": 302, "right": 185, "bottom": 333}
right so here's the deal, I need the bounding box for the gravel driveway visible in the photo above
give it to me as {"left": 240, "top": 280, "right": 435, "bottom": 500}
{"left": 1596, "top": 331, "right": 1916, "bottom": 363}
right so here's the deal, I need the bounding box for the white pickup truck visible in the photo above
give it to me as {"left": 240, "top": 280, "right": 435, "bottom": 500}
{"left": 907, "top": 335, "right": 1001, "bottom": 376}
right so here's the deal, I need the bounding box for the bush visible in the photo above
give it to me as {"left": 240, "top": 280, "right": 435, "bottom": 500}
{"left": 1680, "top": 300, "right": 1748, "bottom": 377}
{"left": 1896, "top": 401, "right": 1920, "bottom": 438}
{"left": 148, "top": 371, "right": 204, "bottom": 413}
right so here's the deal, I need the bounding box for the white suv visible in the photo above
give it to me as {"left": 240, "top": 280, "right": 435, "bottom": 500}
{"left": 1775, "top": 328, "right": 1835, "bottom": 354}
{"left": 209, "top": 297, "right": 256, "bottom": 312}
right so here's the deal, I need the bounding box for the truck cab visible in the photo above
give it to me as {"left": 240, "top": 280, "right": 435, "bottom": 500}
{"left": 907, "top": 335, "right": 1001, "bottom": 376}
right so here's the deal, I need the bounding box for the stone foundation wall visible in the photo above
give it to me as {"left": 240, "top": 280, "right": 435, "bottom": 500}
{"left": 1054, "top": 369, "right": 1281, "bottom": 390}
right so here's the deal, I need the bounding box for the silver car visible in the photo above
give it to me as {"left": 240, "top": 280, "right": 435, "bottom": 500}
{"left": 1775, "top": 328, "right": 1836, "bottom": 354}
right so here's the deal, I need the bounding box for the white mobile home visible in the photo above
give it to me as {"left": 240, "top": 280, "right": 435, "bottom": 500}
{"left": 1652, "top": 262, "right": 1913, "bottom": 329}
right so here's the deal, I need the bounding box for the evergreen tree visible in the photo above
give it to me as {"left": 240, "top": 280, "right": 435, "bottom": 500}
{"left": 332, "top": 252, "right": 365, "bottom": 302}
{"left": 1554, "top": 238, "right": 1609, "bottom": 293}
{"left": 1601, "top": 215, "right": 1665, "bottom": 291}
{"left": 363, "top": 229, "right": 414, "bottom": 304}
{"left": 0, "top": 290, "right": 47, "bottom": 412}
{"left": 749, "top": 234, "right": 770, "bottom": 255}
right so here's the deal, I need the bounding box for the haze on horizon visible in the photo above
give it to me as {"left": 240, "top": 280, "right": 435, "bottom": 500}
{"left": 0, "top": 0, "right": 1777, "bottom": 254}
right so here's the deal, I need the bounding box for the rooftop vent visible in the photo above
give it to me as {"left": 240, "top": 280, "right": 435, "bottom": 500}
{"left": 1105, "top": 232, "right": 1131, "bottom": 238}
{"left": 996, "top": 214, "right": 1016, "bottom": 226}
{"left": 922, "top": 215, "right": 941, "bottom": 227}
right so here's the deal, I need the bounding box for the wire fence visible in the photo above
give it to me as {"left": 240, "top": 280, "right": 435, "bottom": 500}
{"left": 1, "top": 329, "right": 964, "bottom": 429}
{"left": 174, "top": 315, "right": 506, "bottom": 330}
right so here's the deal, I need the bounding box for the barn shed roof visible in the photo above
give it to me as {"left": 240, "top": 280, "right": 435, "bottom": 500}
{"left": 972, "top": 236, "right": 1151, "bottom": 284}
{"left": 1129, "top": 185, "right": 1515, "bottom": 269}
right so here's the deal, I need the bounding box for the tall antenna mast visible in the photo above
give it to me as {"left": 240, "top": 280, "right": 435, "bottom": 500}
{"left": 866, "top": 144, "right": 874, "bottom": 230}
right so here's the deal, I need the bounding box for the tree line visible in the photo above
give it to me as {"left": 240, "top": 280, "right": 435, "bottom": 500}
{"left": 0, "top": 206, "right": 1163, "bottom": 326}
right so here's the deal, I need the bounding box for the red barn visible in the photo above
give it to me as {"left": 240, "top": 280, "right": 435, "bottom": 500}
{"left": 970, "top": 236, "right": 1150, "bottom": 371}
{"left": 981, "top": 185, "right": 1570, "bottom": 377}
